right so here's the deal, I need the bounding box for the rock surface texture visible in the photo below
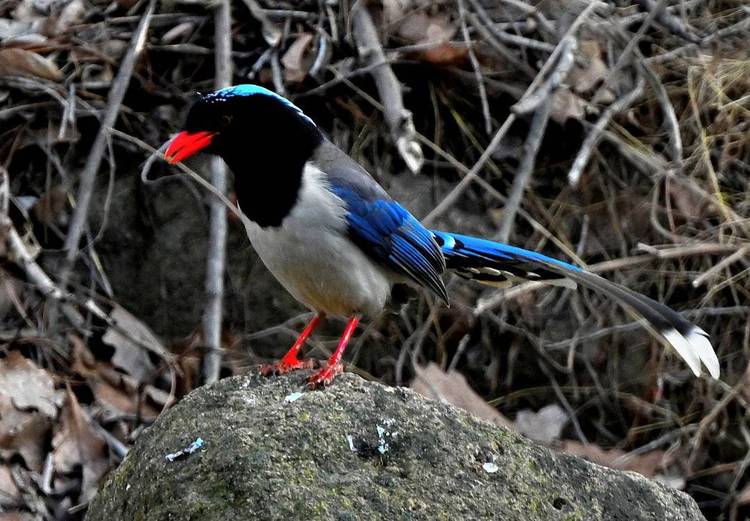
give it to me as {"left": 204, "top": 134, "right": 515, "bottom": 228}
{"left": 87, "top": 373, "right": 705, "bottom": 521}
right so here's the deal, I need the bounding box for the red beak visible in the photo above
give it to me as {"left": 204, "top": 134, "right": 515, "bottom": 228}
{"left": 164, "top": 130, "right": 216, "bottom": 164}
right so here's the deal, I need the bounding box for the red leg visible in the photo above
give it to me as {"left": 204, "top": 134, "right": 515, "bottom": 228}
{"left": 259, "top": 315, "right": 322, "bottom": 376}
{"left": 308, "top": 316, "right": 360, "bottom": 389}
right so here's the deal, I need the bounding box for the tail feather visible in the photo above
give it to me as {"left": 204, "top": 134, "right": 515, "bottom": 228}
{"left": 432, "top": 230, "right": 719, "bottom": 379}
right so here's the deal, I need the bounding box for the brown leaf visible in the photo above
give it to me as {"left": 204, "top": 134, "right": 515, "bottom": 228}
{"left": 412, "top": 362, "right": 512, "bottom": 428}
{"left": 0, "top": 465, "right": 21, "bottom": 504}
{"left": 418, "top": 42, "right": 468, "bottom": 66}
{"left": 102, "top": 305, "right": 164, "bottom": 383}
{"left": 397, "top": 12, "right": 455, "bottom": 45}
{"left": 281, "top": 33, "right": 314, "bottom": 83}
{"left": 550, "top": 87, "right": 585, "bottom": 124}
{"left": 737, "top": 483, "right": 750, "bottom": 506}
{"left": 514, "top": 404, "right": 569, "bottom": 444}
{"left": 0, "top": 395, "right": 51, "bottom": 471}
{"left": 0, "top": 48, "right": 62, "bottom": 81}
{"left": 0, "top": 513, "right": 37, "bottom": 521}
{"left": 52, "top": 388, "right": 108, "bottom": 501}
{"left": 0, "top": 351, "right": 62, "bottom": 418}
{"left": 572, "top": 41, "right": 609, "bottom": 94}
{"left": 558, "top": 440, "right": 668, "bottom": 478}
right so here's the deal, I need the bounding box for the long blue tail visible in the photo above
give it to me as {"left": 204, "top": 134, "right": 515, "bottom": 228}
{"left": 431, "top": 230, "right": 719, "bottom": 379}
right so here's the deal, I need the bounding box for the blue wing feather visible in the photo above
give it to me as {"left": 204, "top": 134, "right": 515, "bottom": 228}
{"left": 329, "top": 184, "right": 448, "bottom": 303}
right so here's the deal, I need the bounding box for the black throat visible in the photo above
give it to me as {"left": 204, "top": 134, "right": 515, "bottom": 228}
{"left": 214, "top": 99, "right": 323, "bottom": 228}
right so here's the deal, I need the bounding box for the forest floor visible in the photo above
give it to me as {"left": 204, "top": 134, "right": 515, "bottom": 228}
{"left": 0, "top": 0, "right": 748, "bottom": 519}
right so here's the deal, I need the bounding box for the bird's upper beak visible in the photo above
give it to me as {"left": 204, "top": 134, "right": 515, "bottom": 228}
{"left": 164, "top": 130, "right": 217, "bottom": 164}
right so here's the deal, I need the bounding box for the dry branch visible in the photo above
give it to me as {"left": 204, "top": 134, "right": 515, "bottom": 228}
{"left": 202, "top": 0, "right": 233, "bottom": 385}
{"left": 567, "top": 79, "right": 646, "bottom": 187}
{"left": 351, "top": 2, "right": 423, "bottom": 174}
{"left": 59, "top": 0, "right": 156, "bottom": 287}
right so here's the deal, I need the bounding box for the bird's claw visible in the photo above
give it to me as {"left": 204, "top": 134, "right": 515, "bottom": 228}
{"left": 259, "top": 357, "right": 316, "bottom": 376}
{"left": 307, "top": 363, "right": 343, "bottom": 389}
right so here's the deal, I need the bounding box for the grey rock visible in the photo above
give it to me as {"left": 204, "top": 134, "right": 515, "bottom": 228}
{"left": 87, "top": 373, "right": 705, "bottom": 521}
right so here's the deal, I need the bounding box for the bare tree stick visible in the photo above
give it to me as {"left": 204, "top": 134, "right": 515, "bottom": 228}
{"left": 202, "top": 0, "right": 233, "bottom": 385}
{"left": 0, "top": 168, "right": 171, "bottom": 361}
{"left": 423, "top": 1, "right": 604, "bottom": 225}
{"left": 511, "top": 35, "right": 576, "bottom": 115}
{"left": 567, "top": 79, "right": 645, "bottom": 187}
{"left": 351, "top": 2, "right": 423, "bottom": 173}
{"left": 457, "top": 0, "right": 491, "bottom": 135}
{"left": 497, "top": 96, "right": 554, "bottom": 243}
{"left": 465, "top": 10, "right": 536, "bottom": 78}
{"left": 59, "top": 0, "right": 156, "bottom": 288}
{"left": 634, "top": 0, "right": 702, "bottom": 44}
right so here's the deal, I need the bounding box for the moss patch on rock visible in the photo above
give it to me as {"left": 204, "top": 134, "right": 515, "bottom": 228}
{"left": 87, "top": 373, "right": 705, "bottom": 521}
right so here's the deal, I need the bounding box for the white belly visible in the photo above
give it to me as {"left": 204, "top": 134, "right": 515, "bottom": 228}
{"left": 240, "top": 166, "right": 392, "bottom": 317}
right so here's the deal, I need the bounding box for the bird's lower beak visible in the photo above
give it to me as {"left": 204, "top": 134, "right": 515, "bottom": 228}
{"left": 164, "top": 130, "right": 216, "bottom": 164}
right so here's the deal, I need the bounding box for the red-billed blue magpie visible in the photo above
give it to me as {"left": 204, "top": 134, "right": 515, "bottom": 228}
{"left": 164, "top": 84, "right": 719, "bottom": 388}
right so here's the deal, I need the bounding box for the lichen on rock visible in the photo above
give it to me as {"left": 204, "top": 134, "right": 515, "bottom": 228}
{"left": 87, "top": 373, "right": 705, "bottom": 521}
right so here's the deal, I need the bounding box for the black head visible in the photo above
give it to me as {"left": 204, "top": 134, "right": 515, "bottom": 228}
{"left": 165, "top": 84, "right": 324, "bottom": 227}
{"left": 166, "top": 84, "right": 321, "bottom": 164}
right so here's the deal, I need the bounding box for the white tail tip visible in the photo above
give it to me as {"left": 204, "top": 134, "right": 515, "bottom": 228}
{"left": 663, "top": 327, "right": 720, "bottom": 379}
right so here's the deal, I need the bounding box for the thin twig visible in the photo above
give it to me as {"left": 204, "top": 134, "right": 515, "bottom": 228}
{"left": 201, "top": 0, "right": 232, "bottom": 385}
{"left": 497, "top": 96, "right": 553, "bottom": 243}
{"left": 351, "top": 1, "right": 423, "bottom": 173}
{"left": 59, "top": 0, "right": 156, "bottom": 288}
{"left": 457, "top": 0, "right": 491, "bottom": 135}
{"left": 567, "top": 79, "right": 645, "bottom": 187}
{"left": 423, "top": 1, "right": 603, "bottom": 225}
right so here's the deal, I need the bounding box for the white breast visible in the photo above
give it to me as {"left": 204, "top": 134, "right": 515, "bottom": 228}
{"left": 240, "top": 165, "right": 393, "bottom": 317}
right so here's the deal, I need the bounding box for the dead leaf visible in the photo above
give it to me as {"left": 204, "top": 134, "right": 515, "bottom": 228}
{"left": 0, "top": 465, "right": 21, "bottom": 504}
{"left": 50, "top": 0, "right": 85, "bottom": 35}
{"left": 281, "top": 33, "right": 314, "bottom": 83}
{"left": 382, "top": 0, "right": 411, "bottom": 25}
{"left": 398, "top": 12, "right": 455, "bottom": 44}
{"left": 0, "top": 351, "right": 62, "bottom": 418}
{"left": 573, "top": 41, "right": 609, "bottom": 94}
{"left": 550, "top": 87, "right": 585, "bottom": 124}
{"left": 738, "top": 483, "right": 750, "bottom": 506}
{"left": 0, "top": 48, "right": 62, "bottom": 81}
{"left": 514, "top": 404, "right": 569, "bottom": 444}
{"left": 0, "top": 513, "right": 37, "bottom": 521}
{"left": 103, "top": 305, "right": 163, "bottom": 383}
{"left": 419, "top": 42, "right": 468, "bottom": 66}
{"left": 412, "top": 362, "right": 512, "bottom": 428}
{"left": 52, "top": 388, "right": 108, "bottom": 502}
{"left": 0, "top": 395, "right": 51, "bottom": 471}
{"left": 559, "top": 440, "right": 668, "bottom": 478}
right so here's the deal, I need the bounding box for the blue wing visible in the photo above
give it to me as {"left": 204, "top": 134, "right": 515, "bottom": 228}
{"left": 329, "top": 184, "right": 448, "bottom": 304}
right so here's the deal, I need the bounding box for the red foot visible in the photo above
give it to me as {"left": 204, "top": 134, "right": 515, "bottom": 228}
{"left": 259, "top": 357, "right": 316, "bottom": 376}
{"left": 307, "top": 363, "right": 343, "bottom": 389}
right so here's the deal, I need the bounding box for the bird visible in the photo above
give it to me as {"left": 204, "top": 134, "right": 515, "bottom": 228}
{"left": 164, "top": 84, "right": 720, "bottom": 388}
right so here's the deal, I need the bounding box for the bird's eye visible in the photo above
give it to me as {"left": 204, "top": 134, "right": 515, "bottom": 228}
{"left": 221, "top": 115, "right": 233, "bottom": 127}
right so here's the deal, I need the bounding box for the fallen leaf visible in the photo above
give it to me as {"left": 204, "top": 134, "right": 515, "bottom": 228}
{"left": 397, "top": 12, "right": 455, "bottom": 45}
{"left": 0, "top": 395, "right": 51, "bottom": 471}
{"left": 573, "top": 41, "right": 609, "bottom": 94}
{"left": 52, "top": 388, "right": 108, "bottom": 502}
{"left": 412, "top": 362, "right": 512, "bottom": 428}
{"left": 281, "top": 33, "right": 314, "bottom": 83}
{"left": 550, "top": 87, "right": 585, "bottom": 123}
{"left": 514, "top": 404, "right": 569, "bottom": 444}
{"left": 558, "top": 440, "right": 668, "bottom": 478}
{"left": 738, "top": 483, "right": 750, "bottom": 506}
{"left": 50, "top": 0, "right": 85, "bottom": 35}
{"left": 0, "top": 465, "right": 21, "bottom": 505}
{"left": 0, "top": 48, "right": 62, "bottom": 81}
{"left": 0, "top": 351, "right": 62, "bottom": 418}
{"left": 103, "top": 305, "right": 163, "bottom": 383}
{"left": 419, "top": 42, "right": 468, "bottom": 66}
